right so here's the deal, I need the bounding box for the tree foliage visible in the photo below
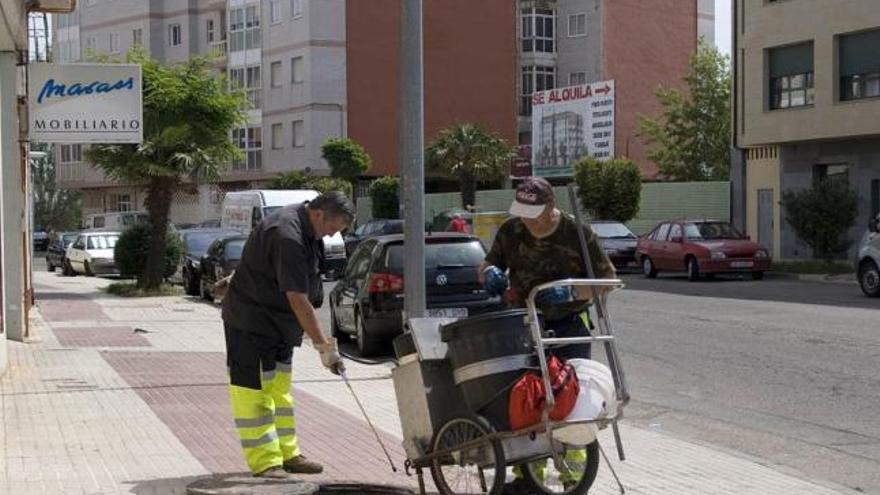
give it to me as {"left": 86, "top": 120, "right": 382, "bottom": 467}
{"left": 425, "top": 123, "right": 514, "bottom": 208}
{"left": 638, "top": 39, "right": 731, "bottom": 181}
{"left": 85, "top": 48, "right": 247, "bottom": 289}
{"left": 321, "top": 138, "right": 372, "bottom": 191}
{"left": 30, "top": 143, "right": 82, "bottom": 232}
{"left": 270, "top": 171, "right": 353, "bottom": 198}
{"left": 368, "top": 176, "right": 400, "bottom": 219}
{"left": 574, "top": 157, "right": 642, "bottom": 222}
{"left": 114, "top": 223, "right": 183, "bottom": 280}
{"left": 782, "top": 180, "right": 859, "bottom": 263}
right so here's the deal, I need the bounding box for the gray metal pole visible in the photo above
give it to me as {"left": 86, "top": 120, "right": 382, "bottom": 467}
{"left": 400, "top": 0, "right": 426, "bottom": 319}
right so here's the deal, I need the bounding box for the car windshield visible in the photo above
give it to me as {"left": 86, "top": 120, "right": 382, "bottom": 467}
{"left": 592, "top": 222, "right": 636, "bottom": 239}
{"left": 385, "top": 240, "right": 485, "bottom": 270}
{"left": 684, "top": 222, "right": 744, "bottom": 240}
{"left": 61, "top": 234, "right": 79, "bottom": 246}
{"left": 263, "top": 206, "right": 283, "bottom": 217}
{"left": 186, "top": 232, "right": 224, "bottom": 253}
{"left": 87, "top": 235, "right": 118, "bottom": 249}
{"left": 224, "top": 239, "right": 246, "bottom": 260}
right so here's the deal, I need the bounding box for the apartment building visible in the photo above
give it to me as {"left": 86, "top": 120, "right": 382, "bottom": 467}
{"left": 515, "top": 0, "right": 699, "bottom": 180}
{"left": 52, "top": 0, "right": 516, "bottom": 222}
{"left": 732, "top": 0, "right": 880, "bottom": 260}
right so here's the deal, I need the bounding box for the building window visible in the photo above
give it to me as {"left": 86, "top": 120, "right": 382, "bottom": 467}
{"left": 520, "top": 65, "right": 555, "bottom": 116}
{"left": 206, "top": 20, "right": 215, "bottom": 43}
{"left": 291, "top": 56, "right": 303, "bottom": 84}
{"left": 768, "top": 42, "right": 814, "bottom": 109}
{"left": 229, "top": 6, "right": 260, "bottom": 52}
{"left": 569, "top": 71, "right": 587, "bottom": 86}
{"left": 292, "top": 120, "right": 305, "bottom": 147}
{"left": 230, "top": 65, "right": 262, "bottom": 109}
{"left": 270, "top": 61, "right": 282, "bottom": 87}
{"left": 85, "top": 36, "right": 96, "bottom": 53}
{"left": 60, "top": 144, "right": 82, "bottom": 163}
{"left": 270, "top": 0, "right": 282, "bottom": 23}
{"left": 813, "top": 164, "right": 849, "bottom": 187}
{"left": 568, "top": 13, "right": 586, "bottom": 37}
{"left": 109, "top": 32, "right": 120, "bottom": 53}
{"left": 271, "top": 123, "right": 283, "bottom": 149}
{"left": 169, "top": 24, "right": 182, "bottom": 46}
{"left": 521, "top": 8, "right": 555, "bottom": 53}
{"left": 112, "top": 194, "right": 132, "bottom": 212}
{"left": 132, "top": 28, "right": 143, "bottom": 46}
{"left": 232, "top": 126, "right": 262, "bottom": 171}
{"left": 291, "top": 0, "right": 303, "bottom": 18}
{"left": 839, "top": 29, "right": 880, "bottom": 101}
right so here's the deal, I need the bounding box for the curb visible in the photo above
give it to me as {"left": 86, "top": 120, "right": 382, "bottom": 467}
{"left": 795, "top": 273, "right": 857, "bottom": 285}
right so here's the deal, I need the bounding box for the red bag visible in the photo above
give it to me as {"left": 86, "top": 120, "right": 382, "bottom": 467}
{"left": 508, "top": 356, "right": 580, "bottom": 431}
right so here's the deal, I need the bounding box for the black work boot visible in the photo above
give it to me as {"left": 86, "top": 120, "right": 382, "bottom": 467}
{"left": 283, "top": 455, "right": 324, "bottom": 474}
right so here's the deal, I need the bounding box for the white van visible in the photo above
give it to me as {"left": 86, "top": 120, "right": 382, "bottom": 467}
{"left": 83, "top": 211, "right": 149, "bottom": 231}
{"left": 220, "top": 190, "right": 347, "bottom": 277}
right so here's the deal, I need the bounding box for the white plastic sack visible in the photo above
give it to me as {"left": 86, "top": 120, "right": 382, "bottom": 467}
{"left": 554, "top": 359, "right": 618, "bottom": 445}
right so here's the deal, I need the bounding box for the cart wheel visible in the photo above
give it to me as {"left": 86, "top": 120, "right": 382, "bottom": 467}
{"left": 429, "top": 413, "right": 506, "bottom": 495}
{"left": 520, "top": 440, "right": 599, "bottom": 495}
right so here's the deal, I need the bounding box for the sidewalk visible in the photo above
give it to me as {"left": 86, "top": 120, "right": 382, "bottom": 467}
{"left": 0, "top": 271, "right": 857, "bottom": 494}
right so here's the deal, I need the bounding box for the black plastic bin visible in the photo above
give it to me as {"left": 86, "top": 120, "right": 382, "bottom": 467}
{"left": 440, "top": 309, "right": 541, "bottom": 430}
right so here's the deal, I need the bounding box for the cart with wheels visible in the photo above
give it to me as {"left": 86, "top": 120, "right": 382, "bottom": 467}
{"left": 392, "top": 277, "right": 629, "bottom": 495}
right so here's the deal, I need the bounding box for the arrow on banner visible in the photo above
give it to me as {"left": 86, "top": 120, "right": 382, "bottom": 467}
{"left": 594, "top": 84, "right": 612, "bottom": 95}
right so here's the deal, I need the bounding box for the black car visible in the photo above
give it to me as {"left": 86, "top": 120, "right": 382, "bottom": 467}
{"left": 344, "top": 219, "right": 404, "bottom": 257}
{"left": 45, "top": 232, "right": 80, "bottom": 272}
{"left": 175, "top": 228, "right": 239, "bottom": 295}
{"left": 33, "top": 228, "right": 50, "bottom": 251}
{"left": 329, "top": 233, "right": 504, "bottom": 356}
{"left": 593, "top": 220, "right": 639, "bottom": 270}
{"left": 199, "top": 235, "right": 247, "bottom": 302}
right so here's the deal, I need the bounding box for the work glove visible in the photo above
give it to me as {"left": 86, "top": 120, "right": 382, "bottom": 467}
{"left": 535, "top": 286, "right": 575, "bottom": 307}
{"left": 315, "top": 338, "right": 345, "bottom": 375}
{"left": 482, "top": 265, "right": 509, "bottom": 297}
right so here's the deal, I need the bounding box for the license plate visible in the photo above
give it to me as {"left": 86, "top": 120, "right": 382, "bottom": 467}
{"left": 730, "top": 261, "right": 754, "bottom": 268}
{"left": 426, "top": 308, "right": 468, "bottom": 318}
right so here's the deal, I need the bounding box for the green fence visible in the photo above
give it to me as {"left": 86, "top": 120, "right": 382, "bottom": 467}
{"left": 356, "top": 181, "right": 730, "bottom": 235}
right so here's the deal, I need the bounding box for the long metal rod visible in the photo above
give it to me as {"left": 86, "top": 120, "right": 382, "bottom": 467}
{"left": 341, "top": 371, "right": 398, "bottom": 472}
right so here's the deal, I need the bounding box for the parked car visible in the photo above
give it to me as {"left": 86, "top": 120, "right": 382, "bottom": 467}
{"left": 344, "top": 219, "right": 404, "bottom": 256}
{"left": 63, "top": 231, "right": 120, "bottom": 276}
{"left": 636, "top": 220, "right": 771, "bottom": 281}
{"left": 33, "top": 227, "right": 49, "bottom": 251}
{"left": 199, "top": 235, "right": 247, "bottom": 302}
{"left": 198, "top": 219, "right": 221, "bottom": 228}
{"left": 173, "top": 228, "right": 239, "bottom": 295}
{"left": 857, "top": 213, "right": 880, "bottom": 297}
{"left": 329, "top": 233, "right": 504, "bottom": 356}
{"left": 82, "top": 211, "right": 149, "bottom": 230}
{"left": 592, "top": 220, "right": 639, "bottom": 270}
{"left": 46, "top": 232, "right": 80, "bottom": 272}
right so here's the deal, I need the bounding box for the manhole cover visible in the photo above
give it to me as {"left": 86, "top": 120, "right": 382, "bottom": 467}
{"left": 187, "top": 474, "right": 319, "bottom": 495}
{"left": 318, "top": 483, "right": 415, "bottom": 495}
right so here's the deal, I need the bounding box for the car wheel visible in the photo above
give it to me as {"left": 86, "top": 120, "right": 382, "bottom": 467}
{"left": 199, "top": 277, "right": 214, "bottom": 302}
{"left": 751, "top": 271, "right": 765, "bottom": 281}
{"left": 47, "top": 258, "right": 55, "bottom": 272}
{"left": 687, "top": 257, "right": 701, "bottom": 282}
{"left": 184, "top": 269, "right": 199, "bottom": 296}
{"left": 858, "top": 259, "right": 880, "bottom": 297}
{"left": 356, "top": 309, "right": 380, "bottom": 356}
{"left": 84, "top": 261, "right": 95, "bottom": 277}
{"left": 330, "top": 303, "right": 351, "bottom": 343}
{"left": 642, "top": 256, "right": 657, "bottom": 278}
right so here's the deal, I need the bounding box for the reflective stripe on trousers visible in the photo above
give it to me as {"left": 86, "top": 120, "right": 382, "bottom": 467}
{"left": 229, "top": 360, "right": 299, "bottom": 474}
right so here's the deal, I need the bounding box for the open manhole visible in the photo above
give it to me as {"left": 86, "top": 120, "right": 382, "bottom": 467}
{"left": 187, "top": 475, "right": 415, "bottom": 495}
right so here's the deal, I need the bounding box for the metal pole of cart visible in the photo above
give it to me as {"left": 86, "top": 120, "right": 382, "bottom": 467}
{"left": 567, "top": 183, "right": 630, "bottom": 461}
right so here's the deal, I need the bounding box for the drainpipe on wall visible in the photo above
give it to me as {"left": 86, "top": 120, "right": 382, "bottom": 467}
{"left": 729, "top": 0, "right": 746, "bottom": 233}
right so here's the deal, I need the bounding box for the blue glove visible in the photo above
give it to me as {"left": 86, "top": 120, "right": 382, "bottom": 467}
{"left": 482, "top": 266, "right": 509, "bottom": 297}
{"left": 535, "top": 286, "right": 574, "bottom": 306}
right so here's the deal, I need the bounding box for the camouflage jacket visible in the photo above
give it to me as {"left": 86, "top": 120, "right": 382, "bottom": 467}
{"left": 485, "top": 213, "right": 615, "bottom": 320}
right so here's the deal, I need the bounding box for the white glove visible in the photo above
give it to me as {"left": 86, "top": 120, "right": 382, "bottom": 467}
{"left": 315, "top": 338, "right": 345, "bottom": 375}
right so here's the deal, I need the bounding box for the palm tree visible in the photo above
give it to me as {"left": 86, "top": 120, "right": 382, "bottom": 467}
{"left": 426, "top": 123, "right": 514, "bottom": 208}
{"left": 86, "top": 49, "right": 246, "bottom": 289}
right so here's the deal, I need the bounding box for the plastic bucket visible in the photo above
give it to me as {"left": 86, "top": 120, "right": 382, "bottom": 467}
{"left": 554, "top": 359, "right": 617, "bottom": 445}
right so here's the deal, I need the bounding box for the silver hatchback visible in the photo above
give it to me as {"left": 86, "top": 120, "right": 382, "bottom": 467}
{"left": 857, "top": 214, "right": 880, "bottom": 297}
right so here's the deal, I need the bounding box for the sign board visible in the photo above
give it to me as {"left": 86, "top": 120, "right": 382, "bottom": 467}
{"left": 530, "top": 79, "right": 615, "bottom": 177}
{"left": 28, "top": 63, "right": 143, "bottom": 143}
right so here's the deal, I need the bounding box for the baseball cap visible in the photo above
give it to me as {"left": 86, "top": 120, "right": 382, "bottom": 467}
{"left": 509, "top": 177, "right": 554, "bottom": 219}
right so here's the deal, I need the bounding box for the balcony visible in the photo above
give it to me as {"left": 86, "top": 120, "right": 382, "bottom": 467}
{"left": 208, "top": 40, "right": 228, "bottom": 60}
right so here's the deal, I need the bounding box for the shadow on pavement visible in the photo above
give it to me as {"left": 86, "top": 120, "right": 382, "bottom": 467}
{"left": 620, "top": 273, "right": 878, "bottom": 310}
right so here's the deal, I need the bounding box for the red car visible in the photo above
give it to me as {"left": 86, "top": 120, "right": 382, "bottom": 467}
{"left": 636, "top": 220, "right": 771, "bottom": 281}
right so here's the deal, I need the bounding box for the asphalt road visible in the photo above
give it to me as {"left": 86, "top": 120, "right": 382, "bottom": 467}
{"left": 31, "top": 252, "right": 879, "bottom": 492}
